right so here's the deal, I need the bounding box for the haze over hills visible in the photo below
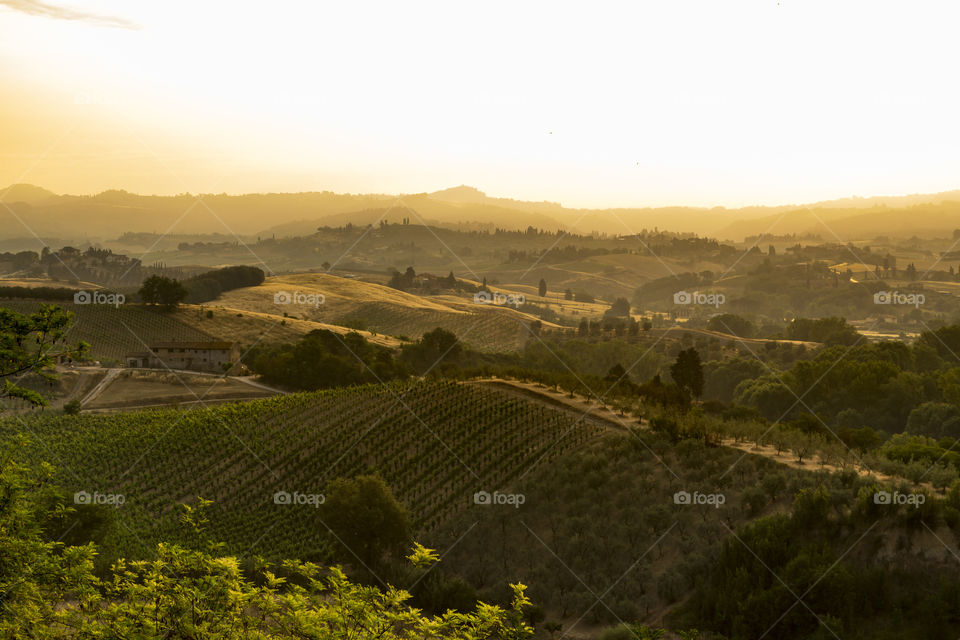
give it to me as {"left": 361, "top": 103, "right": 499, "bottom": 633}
{"left": 2, "top": 183, "right": 960, "bottom": 245}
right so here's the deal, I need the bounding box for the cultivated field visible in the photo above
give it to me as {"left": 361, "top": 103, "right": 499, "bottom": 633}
{"left": 0, "top": 300, "right": 216, "bottom": 362}
{"left": 1, "top": 380, "right": 606, "bottom": 560}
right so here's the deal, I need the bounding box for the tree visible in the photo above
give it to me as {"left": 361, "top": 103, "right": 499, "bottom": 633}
{"left": 321, "top": 475, "right": 411, "bottom": 569}
{"left": 138, "top": 275, "right": 187, "bottom": 309}
{"left": 564, "top": 289, "right": 573, "bottom": 301}
{"left": 400, "top": 327, "right": 462, "bottom": 374}
{"left": 707, "top": 313, "right": 754, "bottom": 338}
{"left": 1, "top": 304, "right": 87, "bottom": 408}
{"left": 670, "top": 348, "right": 704, "bottom": 398}
{"left": 605, "top": 297, "right": 631, "bottom": 318}
{"left": 388, "top": 266, "right": 417, "bottom": 290}
{"left": 786, "top": 317, "right": 859, "bottom": 346}
{"left": 538, "top": 279, "right": 547, "bottom": 297}
{"left": 906, "top": 401, "right": 960, "bottom": 439}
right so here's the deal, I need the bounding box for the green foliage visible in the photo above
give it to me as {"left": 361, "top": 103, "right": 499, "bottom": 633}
{"left": 880, "top": 432, "right": 960, "bottom": 468}
{"left": 138, "top": 275, "right": 187, "bottom": 309}
{"left": 670, "top": 348, "right": 704, "bottom": 398}
{"left": 406, "top": 541, "right": 440, "bottom": 567}
{"left": 707, "top": 313, "right": 755, "bottom": 338}
{"left": 906, "top": 401, "right": 960, "bottom": 439}
{"left": 638, "top": 375, "right": 690, "bottom": 410}
{"left": 0, "top": 451, "right": 535, "bottom": 639}
{"left": 182, "top": 265, "right": 265, "bottom": 303}
{"left": 703, "top": 357, "right": 766, "bottom": 403}
{"left": 321, "top": 474, "right": 411, "bottom": 569}
{"left": 62, "top": 398, "right": 82, "bottom": 415}
{"left": 733, "top": 342, "right": 926, "bottom": 430}
{"left": 680, "top": 482, "right": 960, "bottom": 639}
{"left": 247, "top": 328, "right": 407, "bottom": 390}
{"left": 0, "top": 304, "right": 88, "bottom": 408}
{"left": 917, "top": 324, "right": 960, "bottom": 365}
{"left": 785, "top": 317, "right": 860, "bottom": 345}
{"left": 605, "top": 297, "right": 631, "bottom": 318}
{"left": 400, "top": 327, "right": 462, "bottom": 374}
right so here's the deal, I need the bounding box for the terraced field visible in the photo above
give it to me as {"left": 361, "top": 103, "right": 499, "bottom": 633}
{"left": 0, "top": 380, "right": 605, "bottom": 561}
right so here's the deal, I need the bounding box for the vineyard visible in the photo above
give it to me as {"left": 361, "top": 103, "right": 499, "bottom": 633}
{"left": 0, "top": 300, "right": 214, "bottom": 362}
{"left": 0, "top": 380, "right": 605, "bottom": 561}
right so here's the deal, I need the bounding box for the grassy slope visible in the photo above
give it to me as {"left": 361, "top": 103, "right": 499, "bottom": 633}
{"left": 215, "top": 273, "right": 563, "bottom": 351}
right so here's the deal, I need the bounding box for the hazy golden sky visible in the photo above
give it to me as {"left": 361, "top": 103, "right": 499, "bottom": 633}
{"left": 2, "top": 0, "right": 959, "bottom": 208}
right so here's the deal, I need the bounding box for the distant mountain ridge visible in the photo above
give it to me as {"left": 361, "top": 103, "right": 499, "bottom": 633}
{"left": 2, "top": 183, "right": 960, "bottom": 243}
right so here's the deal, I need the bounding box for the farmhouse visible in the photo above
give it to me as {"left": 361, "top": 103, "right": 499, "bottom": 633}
{"left": 125, "top": 341, "right": 241, "bottom": 374}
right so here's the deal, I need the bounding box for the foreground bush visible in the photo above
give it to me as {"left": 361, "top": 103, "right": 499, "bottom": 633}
{"left": 0, "top": 448, "right": 533, "bottom": 640}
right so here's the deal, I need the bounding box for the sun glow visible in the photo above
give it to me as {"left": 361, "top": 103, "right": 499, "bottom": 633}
{"left": 3, "top": 0, "right": 960, "bottom": 207}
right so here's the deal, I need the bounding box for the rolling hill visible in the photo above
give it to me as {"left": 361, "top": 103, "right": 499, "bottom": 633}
{"left": 7, "top": 183, "right": 960, "bottom": 245}
{"left": 212, "top": 273, "right": 563, "bottom": 351}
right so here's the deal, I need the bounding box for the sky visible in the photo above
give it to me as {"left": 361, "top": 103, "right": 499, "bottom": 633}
{"left": 2, "top": 0, "right": 960, "bottom": 208}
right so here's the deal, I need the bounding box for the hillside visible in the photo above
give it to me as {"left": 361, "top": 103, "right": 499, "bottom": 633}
{"left": 0, "top": 183, "right": 60, "bottom": 205}
{"left": 719, "top": 201, "right": 960, "bottom": 241}
{"left": 213, "top": 273, "right": 562, "bottom": 351}
{"left": 0, "top": 380, "right": 606, "bottom": 560}
{"left": 8, "top": 183, "right": 960, "bottom": 245}
{"left": 5, "top": 378, "right": 953, "bottom": 637}
{"left": 0, "top": 300, "right": 216, "bottom": 362}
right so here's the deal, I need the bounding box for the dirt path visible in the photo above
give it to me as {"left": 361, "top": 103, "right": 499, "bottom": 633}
{"left": 648, "top": 326, "right": 819, "bottom": 349}
{"left": 469, "top": 377, "right": 901, "bottom": 486}
{"left": 80, "top": 368, "right": 121, "bottom": 407}
{"left": 467, "top": 378, "right": 635, "bottom": 431}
